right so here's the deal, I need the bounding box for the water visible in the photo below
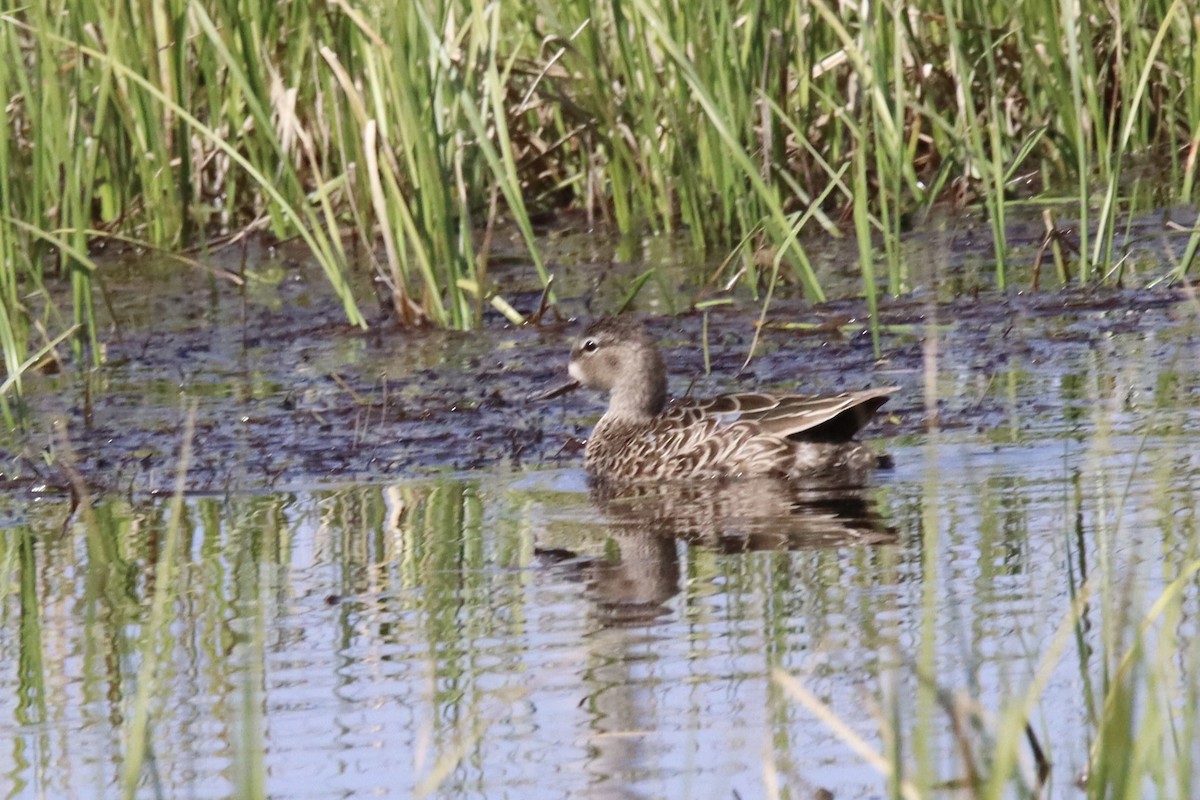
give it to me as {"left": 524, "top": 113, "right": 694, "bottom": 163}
{"left": 1, "top": 474, "right": 882, "bottom": 798}
{"left": 3, "top": 425, "right": 1197, "bottom": 798}
{"left": 2, "top": 240, "right": 1200, "bottom": 797}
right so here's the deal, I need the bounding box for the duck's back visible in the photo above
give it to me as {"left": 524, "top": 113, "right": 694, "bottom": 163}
{"left": 674, "top": 386, "right": 899, "bottom": 442}
{"left": 584, "top": 393, "right": 890, "bottom": 483}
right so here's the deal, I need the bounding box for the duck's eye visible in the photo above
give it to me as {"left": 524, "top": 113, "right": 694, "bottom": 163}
{"left": 581, "top": 338, "right": 598, "bottom": 353}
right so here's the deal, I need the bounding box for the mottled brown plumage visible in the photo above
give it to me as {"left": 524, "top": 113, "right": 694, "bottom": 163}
{"left": 568, "top": 316, "right": 898, "bottom": 483}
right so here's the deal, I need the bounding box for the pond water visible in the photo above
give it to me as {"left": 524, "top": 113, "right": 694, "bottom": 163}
{"left": 2, "top": 224, "right": 1200, "bottom": 798}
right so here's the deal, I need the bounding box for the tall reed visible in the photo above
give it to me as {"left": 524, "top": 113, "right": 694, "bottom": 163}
{"left": 3, "top": 0, "right": 1198, "bottom": 405}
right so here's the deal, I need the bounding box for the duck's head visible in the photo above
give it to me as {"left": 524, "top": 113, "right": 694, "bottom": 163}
{"left": 568, "top": 317, "right": 668, "bottom": 421}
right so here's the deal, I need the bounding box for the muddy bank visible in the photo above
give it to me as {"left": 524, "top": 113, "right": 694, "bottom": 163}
{"left": 2, "top": 239, "right": 1192, "bottom": 497}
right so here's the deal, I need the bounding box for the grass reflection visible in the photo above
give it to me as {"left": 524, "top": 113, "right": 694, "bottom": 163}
{"left": 772, "top": 351, "right": 1200, "bottom": 797}
{"left": 2, "top": 408, "right": 1199, "bottom": 798}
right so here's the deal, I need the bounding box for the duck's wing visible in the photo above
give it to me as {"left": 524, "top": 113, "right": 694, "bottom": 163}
{"left": 675, "top": 386, "right": 900, "bottom": 442}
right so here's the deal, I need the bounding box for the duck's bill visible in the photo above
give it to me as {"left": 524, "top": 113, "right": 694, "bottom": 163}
{"left": 531, "top": 379, "right": 581, "bottom": 401}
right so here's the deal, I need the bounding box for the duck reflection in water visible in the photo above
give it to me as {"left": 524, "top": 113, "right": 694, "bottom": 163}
{"left": 541, "top": 476, "right": 896, "bottom": 627}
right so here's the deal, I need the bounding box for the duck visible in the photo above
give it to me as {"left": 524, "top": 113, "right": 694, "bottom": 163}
{"left": 564, "top": 316, "right": 898, "bottom": 483}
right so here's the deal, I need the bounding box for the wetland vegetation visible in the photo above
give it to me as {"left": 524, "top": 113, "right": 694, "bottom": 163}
{"left": 3, "top": 0, "right": 1199, "bottom": 393}
{"left": 2, "top": 1, "right": 1200, "bottom": 798}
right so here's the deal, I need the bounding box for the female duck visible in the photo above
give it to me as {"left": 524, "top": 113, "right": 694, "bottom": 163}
{"left": 566, "top": 316, "right": 898, "bottom": 484}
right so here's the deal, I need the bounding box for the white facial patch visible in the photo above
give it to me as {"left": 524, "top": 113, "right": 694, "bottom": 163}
{"left": 568, "top": 361, "right": 585, "bottom": 383}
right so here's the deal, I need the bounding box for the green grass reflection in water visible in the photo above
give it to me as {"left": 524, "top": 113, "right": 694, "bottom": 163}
{"left": 1, "top": 413, "right": 1199, "bottom": 797}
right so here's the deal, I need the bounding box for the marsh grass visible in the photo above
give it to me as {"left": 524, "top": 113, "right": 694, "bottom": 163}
{"left": 773, "top": 325, "right": 1200, "bottom": 799}
{"left": 2, "top": 0, "right": 1198, "bottom": 399}
{"left": 854, "top": 545, "right": 1200, "bottom": 799}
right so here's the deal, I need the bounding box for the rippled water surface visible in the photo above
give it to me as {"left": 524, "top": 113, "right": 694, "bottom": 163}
{"left": 2, "top": 232, "right": 1200, "bottom": 798}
